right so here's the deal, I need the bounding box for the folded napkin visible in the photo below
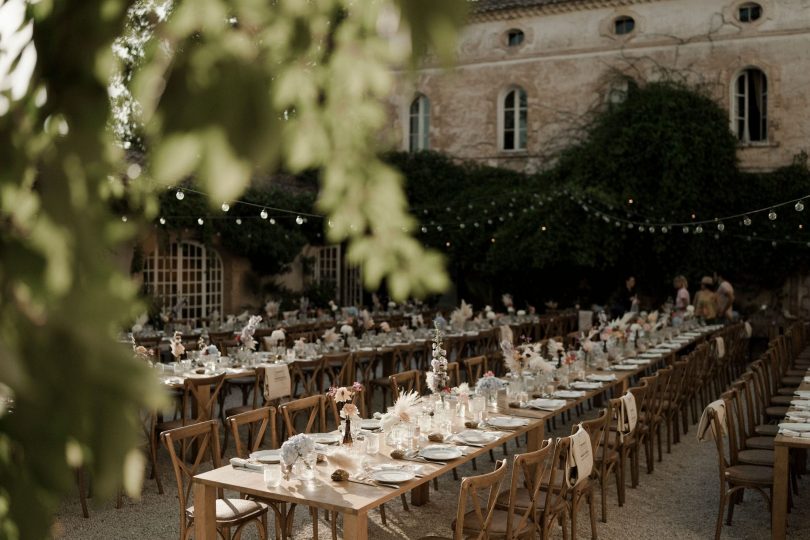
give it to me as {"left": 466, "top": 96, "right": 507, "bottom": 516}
{"left": 566, "top": 425, "right": 594, "bottom": 488}
{"left": 804, "top": 376, "right": 810, "bottom": 384}
{"left": 715, "top": 337, "right": 725, "bottom": 359}
{"left": 229, "top": 458, "right": 264, "bottom": 472}
{"left": 619, "top": 392, "right": 638, "bottom": 438}
{"left": 794, "top": 390, "right": 810, "bottom": 399}
{"left": 612, "top": 365, "right": 637, "bottom": 371}
{"left": 525, "top": 398, "right": 566, "bottom": 411}
{"left": 626, "top": 359, "right": 652, "bottom": 365}
{"left": 697, "top": 400, "right": 726, "bottom": 441}
{"left": 263, "top": 365, "right": 291, "bottom": 401}
{"left": 553, "top": 390, "right": 586, "bottom": 399}
{"left": 779, "top": 429, "right": 810, "bottom": 438}
{"left": 791, "top": 399, "right": 810, "bottom": 409}
{"left": 571, "top": 381, "right": 602, "bottom": 390}
{"left": 587, "top": 374, "right": 617, "bottom": 382}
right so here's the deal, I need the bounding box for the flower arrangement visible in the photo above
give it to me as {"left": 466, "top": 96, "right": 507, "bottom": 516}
{"left": 327, "top": 381, "right": 364, "bottom": 445}
{"left": 239, "top": 315, "right": 262, "bottom": 351}
{"left": 449, "top": 299, "right": 473, "bottom": 331}
{"left": 322, "top": 327, "right": 340, "bottom": 345}
{"left": 502, "top": 339, "right": 525, "bottom": 375}
{"left": 379, "top": 321, "right": 391, "bottom": 333}
{"left": 130, "top": 334, "right": 154, "bottom": 362}
{"left": 475, "top": 371, "right": 506, "bottom": 393}
{"left": 339, "top": 324, "right": 354, "bottom": 336}
{"left": 264, "top": 299, "right": 280, "bottom": 320}
{"left": 502, "top": 293, "right": 515, "bottom": 314}
{"left": 327, "top": 381, "right": 364, "bottom": 405}
{"left": 426, "top": 322, "right": 450, "bottom": 394}
{"left": 280, "top": 433, "right": 315, "bottom": 470}
{"left": 170, "top": 331, "right": 185, "bottom": 359}
{"left": 380, "top": 390, "right": 421, "bottom": 431}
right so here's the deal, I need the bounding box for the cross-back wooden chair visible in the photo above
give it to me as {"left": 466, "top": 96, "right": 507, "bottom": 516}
{"left": 279, "top": 394, "right": 327, "bottom": 438}
{"left": 494, "top": 439, "right": 560, "bottom": 539}
{"left": 326, "top": 392, "right": 368, "bottom": 430}
{"left": 626, "top": 383, "right": 651, "bottom": 478}
{"left": 463, "top": 355, "right": 488, "bottom": 385}
{"left": 704, "top": 406, "right": 774, "bottom": 540}
{"left": 161, "top": 420, "right": 268, "bottom": 540}
{"left": 390, "top": 370, "right": 422, "bottom": 402}
{"left": 227, "top": 406, "right": 279, "bottom": 459}
{"left": 369, "top": 345, "right": 414, "bottom": 408}
{"left": 446, "top": 361, "right": 461, "bottom": 389}
{"left": 221, "top": 368, "right": 266, "bottom": 456}
{"left": 564, "top": 413, "right": 604, "bottom": 540}
{"left": 289, "top": 357, "right": 327, "bottom": 398}
{"left": 322, "top": 352, "right": 353, "bottom": 390}
{"left": 417, "top": 460, "right": 509, "bottom": 540}
{"left": 600, "top": 398, "right": 629, "bottom": 523}
{"left": 149, "top": 373, "right": 226, "bottom": 494}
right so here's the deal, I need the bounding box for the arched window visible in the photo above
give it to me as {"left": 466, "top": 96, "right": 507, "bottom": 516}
{"left": 614, "top": 16, "right": 636, "bottom": 35}
{"left": 408, "top": 94, "right": 430, "bottom": 152}
{"left": 143, "top": 241, "right": 223, "bottom": 321}
{"left": 734, "top": 68, "right": 768, "bottom": 143}
{"left": 501, "top": 87, "right": 527, "bottom": 151}
{"left": 506, "top": 29, "right": 525, "bottom": 47}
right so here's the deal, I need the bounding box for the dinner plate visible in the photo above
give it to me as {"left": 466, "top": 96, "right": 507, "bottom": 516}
{"left": 487, "top": 416, "right": 529, "bottom": 429}
{"left": 249, "top": 449, "right": 281, "bottom": 464}
{"left": 455, "top": 430, "right": 497, "bottom": 445}
{"left": 371, "top": 469, "right": 415, "bottom": 483}
{"left": 571, "top": 381, "right": 602, "bottom": 390}
{"left": 587, "top": 374, "right": 617, "bottom": 382}
{"left": 626, "top": 359, "right": 652, "bottom": 365}
{"left": 360, "top": 419, "right": 381, "bottom": 430}
{"left": 612, "top": 365, "right": 637, "bottom": 371}
{"left": 779, "top": 422, "right": 810, "bottom": 432}
{"left": 526, "top": 398, "right": 566, "bottom": 411}
{"left": 419, "top": 445, "right": 463, "bottom": 461}
{"left": 552, "top": 390, "right": 586, "bottom": 399}
{"left": 309, "top": 433, "right": 342, "bottom": 445}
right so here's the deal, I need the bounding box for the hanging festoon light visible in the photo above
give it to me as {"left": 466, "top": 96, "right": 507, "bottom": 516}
{"left": 197, "top": 218, "right": 204, "bottom": 225}
{"left": 260, "top": 208, "right": 268, "bottom": 219}
{"left": 682, "top": 226, "right": 689, "bottom": 234}
{"left": 269, "top": 218, "right": 276, "bottom": 225}
{"left": 221, "top": 202, "right": 230, "bottom": 212}
{"left": 695, "top": 225, "right": 704, "bottom": 234}
{"left": 159, "top": 217, "right": 166, "bottom": 225}
{"left": 769, "top": 209, "right": 778, "bottom": 221}
{"left": 235, "top": 218, "right": 242, "bottom": 225}
{"left": 661, "top": 226, "right": 668, "bottom": 233}
{"left": 175, "top": 189, "right": 185, "bottom": 200}
{"left": 717, "top": 223, "right": 725, "bottom": 232}
{"left": 121, "top": 215, "right": 128, "bottom": 222}
{"left": 296, "top": 215, "right": 304, "bottom": 225}
{"left": 743, "top": 216, "right": 752, "bottom": 226}
{"left": 796, "top": 200, "right": 805, "bottom": 212}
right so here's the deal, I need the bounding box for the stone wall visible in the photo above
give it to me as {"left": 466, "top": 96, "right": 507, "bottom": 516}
{"left": 389, "top": 0, "right": 810, "bottom": 173}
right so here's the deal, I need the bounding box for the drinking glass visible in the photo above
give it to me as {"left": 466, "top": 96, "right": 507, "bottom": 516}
{"left": 264, "top": 466, "right": 281, "bottom": 488}
{"left": 365, "top": 433, "right": 380, "bottom": 455}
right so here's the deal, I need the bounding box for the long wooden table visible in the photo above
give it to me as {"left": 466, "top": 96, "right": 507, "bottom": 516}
{"left": 772, "top": 374, "right": 810, "bottom": 539}
{"left": 191, "top": 325, "right": 718, "bottom": 539}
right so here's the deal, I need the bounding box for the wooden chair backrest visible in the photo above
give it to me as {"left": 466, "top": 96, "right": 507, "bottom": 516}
{"left": 161, "top": 420, "right": 222, "bottom": 529}
{"left": 181, "top": 373, "right": 226, "bottom": 424}
{"left": 322, "top": 352, "right": 353, "bottom": 388}
{"left": 464, "top": 356, "right": 488, "bottom": 385}
{"left": 503, "top": 439, "right": 554, "bottom": 538}
{"left": 227, "top": 406, "right": 278, "bottom": 458}
{"left": 452, "top": 460, "right": 509, "bottom": 540}
{"left": 280, "top": 394, "right": 327, "bottom": 438}
{"left": 390, "top": 370, "right": 422, "bottom": 401}
{"left": 575, "top": 408, "right": 608, "bottom": 456}
{"left": 289, "top": 357, "right": 327, "bottom": 398}
{"left": 327, "top": 392, "right": 368, "bottom": 430}
{"left": 446, "top": 362, "right": 461, "bottom": 389}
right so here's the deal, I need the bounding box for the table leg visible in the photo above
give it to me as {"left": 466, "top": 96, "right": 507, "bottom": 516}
{"left": 527, "top": 423, "right": 545, "bottom": 452}
{"left": 193, "top": 481, "right": 217, "bottom": 539}
{"left": 343, "top": 511, "right": 368, "bottom": 540}
{"left": 772, "top": 445, "right": 789, "bottom": 540}
{"left": 411, "top": 482, "right": 430, "bottom": 506}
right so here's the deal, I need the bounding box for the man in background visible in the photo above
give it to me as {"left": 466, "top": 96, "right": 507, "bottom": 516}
{"left": 715, "top": 273, "right": 735, "bottom": 322}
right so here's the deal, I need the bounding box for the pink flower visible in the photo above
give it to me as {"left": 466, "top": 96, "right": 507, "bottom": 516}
{"left": 340, "top": 403, "right": 359, "bottom": 419}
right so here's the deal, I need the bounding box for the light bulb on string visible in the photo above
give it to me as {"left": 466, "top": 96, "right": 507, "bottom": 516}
{"left": 159, "top": 217, "right": 166, "bottom": 225}
{"left": 175, "top": 189, "right": 185, "bottom": 200}
{"left": 197, "top": 218, "right": 204, "bottom": 225}
{"left": 661, "top": 226, "right": 668, "bottom": 233}
{"left": 769, "top": 210, "right": 777, "bottom": 221}
{"left": 121, "top": 215, "right": 128, "bottom": 222}
{"left": 221, "top": 202, "right": 230, "bottom": 212}
{"left": 772, "top": 241, "right": 777, "bottom": 247}
{"left": 236, "top": 218, "right": 242, "bottom": 225}
{"left": 437, "top": 226, "right": 443, "bottom": 232}
{"left": 682, "top": 226, "right": 689, "bottom": 234}
{"left": 648, "top": 226, "right": 655, "bottom": 233}
{"left": 269, "top": 218, "right": 276, "bottom": 225}
{"left": 459, "top": 223, "right": 465, "bottom": 229}
{"left": 627, "top": 223, "right": 634, "bottom": 230}
{"left": 695, "top": 226, "right": 703, "bottom": 234}
{"left": 796, "top": 200, "right": 805, "bottom": 212}
{"left": 637, "top": 225, "right": 644, "bottom": 232}
{"left": 717, "top": 223, "right": 725, "bottom": 232}
{"left": 743, "top": 216, "right": 752, "bottom": 226}
{"left": 421, "top": 226, "right": 427, "bottom": 233}
{"left": 296, "top": 215, "right": 304, "bottom": 225}
{"left": 260, "top": 209, "right": 268, "bottom": 219}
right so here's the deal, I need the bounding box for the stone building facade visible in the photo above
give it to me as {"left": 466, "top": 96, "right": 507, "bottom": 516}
{"left": 390, "top": 0, "right": 810, "bottom": 172}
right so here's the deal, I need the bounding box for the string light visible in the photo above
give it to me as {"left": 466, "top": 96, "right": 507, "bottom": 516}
{"left": 121, "top": 216, "right": 128, "bottom": 222}
{"left": 175, "top": 189, "right": 184, "bottom": 200}
{"left": 682, "top": 226, "right": 689, "bottom": 234}
{"left": 695, "top": 225, "right": 704, "bottom": 234}
{"left": 159, "top": 217, "right": 166, "bottom": 225}
{"left": 796, "top": 200, "right": 805, "bottom": 212}
{"left": 197, "top": 218, "right": 204, "bottom": 225}
{"left": 743, "top": 216, "right": 752, "bottom": 226}
{"left": 221, "top": 202, "right": 230, "bottom": 212}
{"left": 236, "top": 218, "right": 242, "bottom": 225}
{"left": 717, "top": 223, "right": 725, "bottom": 232}
{"left": 296, "top": 215, "right": 304, "bottom": 225}
{"left": 260, "top": 209, "right": 268, "bottom": 219}
{"left": 768, "top": 210, "right": 777, "bottom": 221}
{"left": 269, "top": 218, "right": 276, "bottom": 225}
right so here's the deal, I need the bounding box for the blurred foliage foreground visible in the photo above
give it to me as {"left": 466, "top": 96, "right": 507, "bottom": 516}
{"left": 0, "top": 0, "right": 466, "bottom": 537}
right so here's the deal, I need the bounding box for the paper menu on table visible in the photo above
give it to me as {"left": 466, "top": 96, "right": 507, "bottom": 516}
{"left": 263, "top": 365, "right": 291, "bottom": 401}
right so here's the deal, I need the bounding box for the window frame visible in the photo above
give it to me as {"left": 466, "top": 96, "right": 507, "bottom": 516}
{"left": 408, "top": 94, "right": 430, "bottom": 152}
{"left": 506, "top": 28, "right": 525, "bottom": 47}
{"left": 613, "top": 16, "right": 636, "bottom": 36}
{"left": 733, "top": 67, "right": 769, "bottom": 144}
{"left": 499, "top": 87, "right": 528, "bottom": 152}
{"left": 737, "top": 2, "right": 763, "bottom": 23}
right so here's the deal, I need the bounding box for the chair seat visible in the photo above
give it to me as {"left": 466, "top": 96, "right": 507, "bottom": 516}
{"left": 155, "top": 419, "right": 184, "bottom": 432}
{"left": 766, "top": 406, "right": 788, "bottom": 417}
{"left": 452, "top": 509, "right": 534, "bottom": 538}
{"left": 777, "top": 387, "right": 797, "bottom": 395}
{"left": 746, "top": 436, "right": 775, "bottom": 450}
{"left": 595, "top": 446, "right": 620, "bottom": 465}
{"left": 738, "top": 449, "right": 775, "bottom": 467}
{"left": 725, "top": 465, "right": 773, "bottom": 485}
{"left": 496, "top": 486, "right": 557, "bottom": 513}
{"left": 771, "top": 395, "right": 794, "bottom": 406}
{"left": 187, "top": 498, "right": 268, "bottom": 522}
{"left": 783, "top": 376, "right": 803, "bottom": 385}
{"left": 755, "top": 424, "right": 780, "bottom": 436}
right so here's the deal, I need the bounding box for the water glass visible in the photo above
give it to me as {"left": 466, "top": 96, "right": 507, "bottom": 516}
{"left": 365, "top": 433, "right": 380, "bottom": 455}
{"left": 264, "top": 466, "right": 281, "bottom": 488}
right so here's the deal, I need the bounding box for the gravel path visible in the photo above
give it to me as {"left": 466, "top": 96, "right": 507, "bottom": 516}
{"left": 55, "top": 395, "right": 810, "bottom": 540}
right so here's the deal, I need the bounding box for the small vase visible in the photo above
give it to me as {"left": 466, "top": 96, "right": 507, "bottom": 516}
{"left": 343, "top": 417, "right": 353, "bottom": 446}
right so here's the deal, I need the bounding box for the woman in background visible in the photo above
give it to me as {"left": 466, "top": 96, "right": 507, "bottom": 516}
{"left": 694, "top": 276, "right": 717, "bottom": 322}
{"left": 673, "top": 275, "right": 690, "bottom": 321}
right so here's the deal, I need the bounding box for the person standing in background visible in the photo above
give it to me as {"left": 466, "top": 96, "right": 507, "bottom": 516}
{"left": 715, "top": 273, "right": 735, "bottom": 322}
{"left": 694, "top": 276, "right": 717, "bottom": 322}
{"left": 611, "top": 276, "right": 639, "bottom": 318}
{"left": 673, "top": 275, "right": 690, "bottom": 321}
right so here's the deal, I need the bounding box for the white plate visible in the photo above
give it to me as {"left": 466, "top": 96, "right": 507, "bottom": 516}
{"left": 526, "top": 398, "right": 566, "bottom": 411}
{"left": 587, "top": 374, "right": 617, "bottom": 382}
{"left": 640, "top": 352, "right": 664, "bottom": 358}
{"left": 612, "top": 365, "right": 637, "bottom": 371}
{"left": 455, "top": 430, "right": 496, "bottom": 445}
{"left": 371, "top": 469, "right": 415, "bottom": 483}
{"left": 552, "top": 390, "right": 586, "bottom": 399}
{"left": 360, "top": 419, "right": 381, "bottom": 430}
{"left": 487, "top": 416, "right": 529, "bottom": 429}
{"left": 627, "top": 359, "right": 652, "bottom": 365}
{"left": 571, "top": 382, "right": 602, "bottom": 390}
{"left": 419, "top": 445, "right": 463, "bottom": 461}
{"left": 249, "top": 449, "right": 281, "bottom": 464}
{"left": 779, "top": 422, "right": 810, "bottom": 432}
{"left": 309, "top": 433, "right": 342, "bottom": 445}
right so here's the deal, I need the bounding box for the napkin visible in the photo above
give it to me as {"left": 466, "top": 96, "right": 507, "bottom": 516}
{"left": 619, "top": 392, "right": 638, "bottom": 436}
{"left": 525, "top": 398, "right": 566, "bottom": 411}
{"left": 697, "top": 399, "right": 726, "bottom": 441}
{"left": 229, "top": 458, "right": 264, "bottom": 472}
{"left": 263, "top": 365, "right": 291, "bottom": 401}
{"left": 804, "top": 376, "right": 810, "bottom": 384}
{"left": 626, "top": 359, "right": 652, "bottom": 365}
{"left": 571, "top": 381, "right": 602, "bottom": 390}
{"left": 553, "top": 390, "right": 586, "bottom": 399}
{"left": 715, "top": 337, "right": 725, "bottom": 358}
{"left": 794, "top": 390, "right": 810, "bottom": 399}
{"left": 566, "top": 425, "right": 593, "bottom": 488}
{"left": 779, "top": 429, "right": 810, "bottom": 438}
{"left": 587, "top": 374, "right": 617, "bottom": 382}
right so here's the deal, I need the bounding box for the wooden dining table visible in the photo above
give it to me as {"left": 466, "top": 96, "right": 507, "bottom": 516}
{"left": 190, "top": 325, "right": 719, "bottom": 539}
{"left": 772, "top": 373, "right": 810, "bottom": 539}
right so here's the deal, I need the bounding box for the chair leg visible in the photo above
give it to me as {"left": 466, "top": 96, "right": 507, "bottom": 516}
{"left": 149, "top": 432, "right": 164, "bottom": 494}
{"left": 715, "top": 492, "right": 726, "bottom": 540}
{"left": 725, "top": 490, "right": 737, "bottom": 526}
{"left": 379, "top": 503, "right": 387, "bottom": 526}
{"left": 400, "top": 494, "right": 409, "bottom": 512}
{"left": 76, "top": 468, "right": 89, "bottom": 518}
{"left": 588, "top": 491, "right": 598, "bottom": 540}
{"left": 601, "top": 473, "right": 608, "bottom": 523}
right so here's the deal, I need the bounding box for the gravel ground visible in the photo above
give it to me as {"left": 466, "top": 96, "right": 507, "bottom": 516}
{"left": 54, "top": 392, "right": 810, "bottom": 540}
